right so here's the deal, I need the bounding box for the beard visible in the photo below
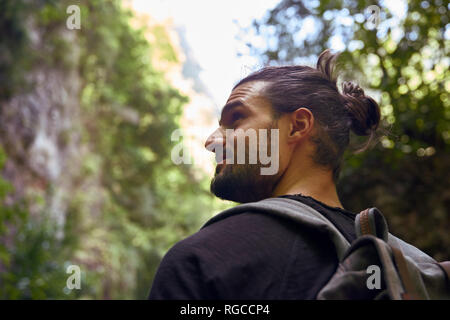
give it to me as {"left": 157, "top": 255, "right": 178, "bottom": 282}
{"left": 210, "top": 122, "right": 283, "bottom": 203}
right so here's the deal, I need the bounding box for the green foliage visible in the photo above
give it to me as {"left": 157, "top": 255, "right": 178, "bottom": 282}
{"left": 0, "top": 0, "right": 34, "bottom": 100}
{"left": 250, "top": 0, "right": 449, "bottom": 259}
{"left": 0, "top": 212, "right": 76, "bottom": 299}
{"left": 0, "top": 0, "right": 223, "bottom": 299}
{"left": 0, "top": 146, "right": 68, "bottom": 299}
{"left": 73, "top": 0, "right": 224, "bottom": 299}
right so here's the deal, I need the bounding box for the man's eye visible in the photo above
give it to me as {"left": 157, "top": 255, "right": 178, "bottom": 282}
{"left": 231, "top": 112, "right": 243, "bottom": 123}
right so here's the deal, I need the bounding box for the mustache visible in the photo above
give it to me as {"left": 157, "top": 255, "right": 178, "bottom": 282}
{"left": 209, "top": 144, "right": 234, "bottom": 164}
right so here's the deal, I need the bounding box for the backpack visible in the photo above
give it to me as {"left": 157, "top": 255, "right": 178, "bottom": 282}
{"left": 203, "top": 197, "right": 450, "bottom": 299}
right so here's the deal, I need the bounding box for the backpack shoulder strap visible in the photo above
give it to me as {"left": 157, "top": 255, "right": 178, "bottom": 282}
{"left": 355, "top": 207, "right": 389, "bottom": 240}
{"left": 355, "top": 207, "right": 437, "bottom": 264}
{"left": 201, "top": 197, "right": 351, "bottom": 260}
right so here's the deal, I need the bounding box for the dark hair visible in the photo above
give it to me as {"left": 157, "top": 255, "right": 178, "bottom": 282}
{"left": 233, "top": 49, "right": 381, "bottom": 182}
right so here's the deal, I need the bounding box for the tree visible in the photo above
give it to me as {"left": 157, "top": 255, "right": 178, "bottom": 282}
{"left": 245, "top": 0, "right": 449, "bottom": 259}
{"left": 0, "top": 0, "right": 223, "bottom": 299}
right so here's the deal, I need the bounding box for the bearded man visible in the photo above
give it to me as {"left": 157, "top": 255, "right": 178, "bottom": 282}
{"left": 148, "top": 50, "right": 381, "bottom": 299}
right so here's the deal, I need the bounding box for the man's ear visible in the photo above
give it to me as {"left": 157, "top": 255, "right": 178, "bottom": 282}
{"left": 287, "top": 107, "right": 314, "bottom": 143}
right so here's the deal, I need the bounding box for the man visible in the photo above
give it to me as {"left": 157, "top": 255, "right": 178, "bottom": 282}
{"left": 148, "top": 49, "right": 381, "bottom": 299}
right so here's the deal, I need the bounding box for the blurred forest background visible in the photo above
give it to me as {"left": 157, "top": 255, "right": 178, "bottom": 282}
{"left": 0, "top": 0, "right": 449, "bottom": 299}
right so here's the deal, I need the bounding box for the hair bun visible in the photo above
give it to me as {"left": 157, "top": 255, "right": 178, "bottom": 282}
{"left": 341, "top": 81, "right": 380, "bottom": 136}
{"left": 342, "top": 81, "right": 364, "bottom": 98}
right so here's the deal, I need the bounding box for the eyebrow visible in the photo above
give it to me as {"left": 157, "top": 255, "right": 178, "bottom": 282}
{"left": 218, "top": 100, "right": 247, "bottom": 126}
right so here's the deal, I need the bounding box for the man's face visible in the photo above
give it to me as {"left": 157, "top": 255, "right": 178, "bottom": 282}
{"left": 204, "top": 81, "right": 288, "bottom": 203}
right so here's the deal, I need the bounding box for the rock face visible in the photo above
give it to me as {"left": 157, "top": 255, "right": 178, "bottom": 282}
{"left": 0, "top": 25, "right": 83, "bottom": 237}
{"left": 1, "top": 3, "right": 227, "bottom": 298}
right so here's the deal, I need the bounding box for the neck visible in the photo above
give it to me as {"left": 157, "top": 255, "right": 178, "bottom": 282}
{"left": 271, "top": 162, "right": 343, "bottom": 209}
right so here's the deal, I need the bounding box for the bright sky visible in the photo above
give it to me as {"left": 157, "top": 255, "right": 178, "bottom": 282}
{"left": 131, "top": 0, "right": 408, "bottom": 109}
{"left": 132, "top": 0, "right": 281, "bottom": 108}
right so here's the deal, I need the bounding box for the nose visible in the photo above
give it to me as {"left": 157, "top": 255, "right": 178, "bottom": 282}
{"left": 204, "top": 128, "right": 224, "bottom": 152}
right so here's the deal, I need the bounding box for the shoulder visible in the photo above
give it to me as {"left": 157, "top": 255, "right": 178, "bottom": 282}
{"left": 150, "top": 209, "right": 343, "bottom": 299}
{"left": 168, "top": 211, "right": 300, "bottom": 264}
{"left": 150, "top": 211, "right": 304, "bottom": 299}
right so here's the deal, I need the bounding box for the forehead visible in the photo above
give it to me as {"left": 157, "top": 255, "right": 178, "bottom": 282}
{"left": 227, "top": 81, "right": 269, "bottom": 103}
{"left": 220, "top": 81, "right": 271, "bottom": 118}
